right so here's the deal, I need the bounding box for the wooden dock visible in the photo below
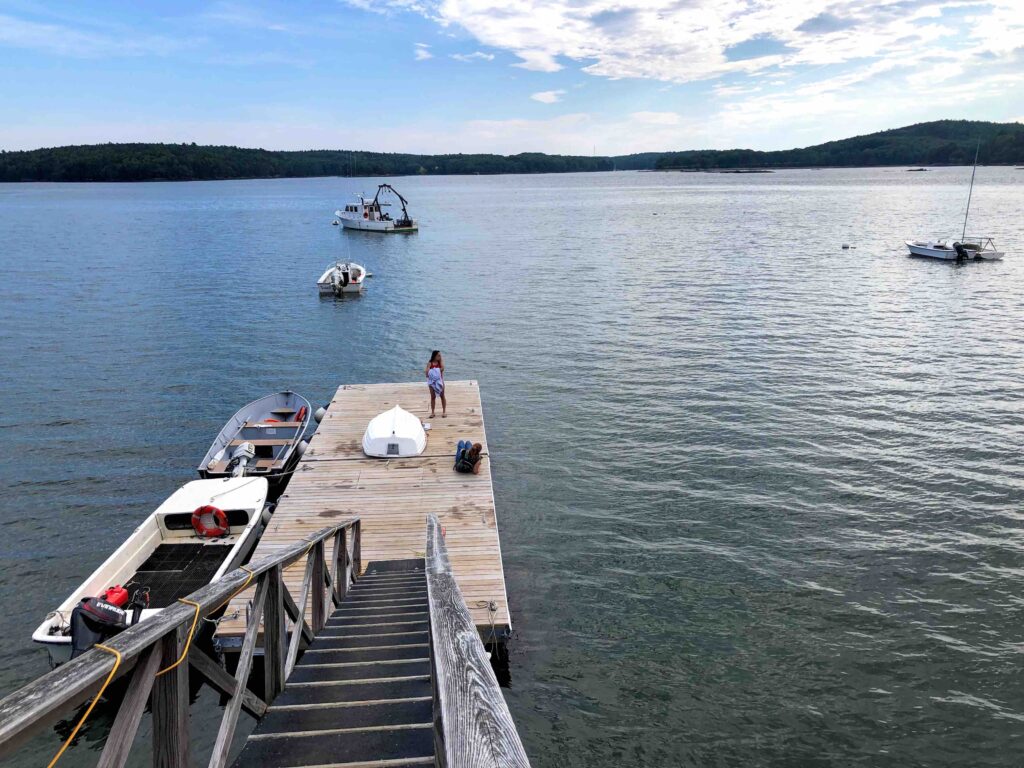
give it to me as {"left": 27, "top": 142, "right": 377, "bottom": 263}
{"left": 218, "top": 379, "right": 511, "bottom": 645}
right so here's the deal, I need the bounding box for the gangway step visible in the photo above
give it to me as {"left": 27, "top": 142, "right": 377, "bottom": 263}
{"left": 232, "top": 560, "right": 433, "bottom": 768}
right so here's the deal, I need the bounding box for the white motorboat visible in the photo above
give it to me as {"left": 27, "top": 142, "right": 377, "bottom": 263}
{"left": 33, "top": 477, "right": 269, "bottom": 662}
{"left": 317, "top": 262, "right": 368, "bottom": 296}
{"left": 907, "top": 142, "right": 1006, "bottom": 261}
{"left": 906, "top": 237, "right": 1004, "bottom": 261}
{"left": 362, "top": 404, "right": 427, "bottom": 457}
{"left": 335, "top": 184, "right": 418, "bottom": 232}
{"left": 198, "top": 391, "right": 312, "bottom": 494}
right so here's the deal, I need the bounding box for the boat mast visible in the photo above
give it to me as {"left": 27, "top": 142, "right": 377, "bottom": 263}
{"left": 961, "top": 139, "right": 980, "bottom": 242}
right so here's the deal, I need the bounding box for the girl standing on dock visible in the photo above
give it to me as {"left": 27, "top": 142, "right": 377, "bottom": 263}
{"left": 425, "top": 350, "right": 446, "bottom": 418}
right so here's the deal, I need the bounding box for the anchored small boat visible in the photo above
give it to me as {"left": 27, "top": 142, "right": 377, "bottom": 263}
{"left": 33, "top": 477, "right": 269, "bottom": 662}
{"left": 905, "top": 237, "right": 1004, "bottom": 261}
{"left": 335, "top": 184, "right": 418, "bottom": 232}
{"left": 317, "top": 262, "right": 368, "bottom": 296}
{"left": 362, "top": 404, "right": 427, "bottom": 457}
{"left": 198, "top": 391, "right": 312, "bottom": 493}
{"left": 907, "top": 142, "right": 1005, "bottom": 262}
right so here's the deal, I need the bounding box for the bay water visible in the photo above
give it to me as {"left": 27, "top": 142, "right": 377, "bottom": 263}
{"left": 1, "top": 167, "right": 1023, "bottom": 766}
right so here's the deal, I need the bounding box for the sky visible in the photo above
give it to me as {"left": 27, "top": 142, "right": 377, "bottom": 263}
{"left": 0, "top": 0, "right": 1022, "bottom": 155}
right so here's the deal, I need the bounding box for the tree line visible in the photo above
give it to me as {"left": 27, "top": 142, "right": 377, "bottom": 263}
{"left": 0, "top": 120, "right": 1021, "bottom": 182}
{"left": 0, "top": 144, "right": 613, "bottom": 182}
{"left": 651, "top": 120, "right": 1024, "bottom": 170}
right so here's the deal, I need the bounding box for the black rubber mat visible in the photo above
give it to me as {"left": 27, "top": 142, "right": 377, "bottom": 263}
{"left": 129, "top": 543, "right": 229, "bottom": 608}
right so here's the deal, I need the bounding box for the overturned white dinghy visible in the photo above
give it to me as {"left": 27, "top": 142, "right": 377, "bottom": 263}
{"left": 362, "top": 404, "right": 426, "bottom": 457}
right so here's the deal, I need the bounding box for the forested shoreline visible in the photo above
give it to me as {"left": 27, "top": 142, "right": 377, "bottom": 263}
{"left": 1, "top": 120, "right": 1021, "bottom": 182}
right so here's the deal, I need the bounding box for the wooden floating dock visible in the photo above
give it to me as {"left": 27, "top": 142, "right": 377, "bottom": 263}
{"left": 218, "top": 379, "right": 511, "bottom": 646}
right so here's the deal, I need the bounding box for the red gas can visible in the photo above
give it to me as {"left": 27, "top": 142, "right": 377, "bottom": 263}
{"left": 101, "top": 585, "right": 130, "bottom": 607}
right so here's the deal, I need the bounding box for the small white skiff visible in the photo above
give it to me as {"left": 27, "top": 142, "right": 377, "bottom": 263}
{"left": 362, "top": 404, "right": 426, "bottom": 457}
{"left": 317, "top": 262, "right": 368, "bottom": 296}
{"left": 335, "top": 184, "right": 418, "bottom": 232}
{"left": 199, "top": 391, "right": 312, "bottom": 494}
{"left": 33, "top": 477, "right": 269, "bottom": 662}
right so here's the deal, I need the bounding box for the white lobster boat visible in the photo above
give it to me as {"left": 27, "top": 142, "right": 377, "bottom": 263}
{"left": 317, "top": 262, "right": 368, "bottom": 296}
{"left": 335, "top": 184, "right": 418, "bottom": 232}
{"left": 33, "top": 477, "right": 269, "bottom": 662}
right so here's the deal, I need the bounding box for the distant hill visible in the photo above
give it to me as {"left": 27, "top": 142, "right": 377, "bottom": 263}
{"left": 643, "top": 120, "right": 1024, "bottom": 170}
{"left": 1, "top": 120, "right": 1021, "bottom": 182}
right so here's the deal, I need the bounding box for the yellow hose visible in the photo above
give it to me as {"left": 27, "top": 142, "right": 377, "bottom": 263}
{"left": 46, "top": 643, "right": 122, "bottom": 768}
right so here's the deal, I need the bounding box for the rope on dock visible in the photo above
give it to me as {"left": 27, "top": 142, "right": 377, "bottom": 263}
{"left": 45, "top": 644, "right": 122, "bottom": 768}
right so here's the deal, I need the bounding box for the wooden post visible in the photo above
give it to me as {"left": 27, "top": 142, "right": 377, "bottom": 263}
{"left": 353, "top": 519, "right": 362, "bottom": 579}
{"left": 209, "top": 574, "right": 269, "bottom": 768}
{"left": 336, "top": 527, "right": 349, "bottom": 604}
{"left": 311, "top": 541, "right": 326, "bottom": 632}
{"left": 264, "top": 565, "right": 286, "bottom": 703}
{"left": 152, "top": 624, "right": 190, "bottom": 768}
{"left": 97, "top": 645, "right": 162, "bottom": 768}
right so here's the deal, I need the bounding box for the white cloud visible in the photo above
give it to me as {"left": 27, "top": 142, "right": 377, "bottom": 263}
{"left": 530, "top": 89, "right": 565, "bottom": 104}
{"left": 360, "top": 0, "right": 1024, "bottom": 135}
{"left": 414, "top": 42, "right": 433, "bottom": 60}
{"left": 449, "top": 50, "right": 494, "bottom": 63}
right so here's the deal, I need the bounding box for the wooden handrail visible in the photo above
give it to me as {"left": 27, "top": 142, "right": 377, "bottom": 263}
{"left": 425, "top": 514, "right": 530, "bottom": 768}
{"left": 0, "top": 516, "right": 360, "bottom": 766}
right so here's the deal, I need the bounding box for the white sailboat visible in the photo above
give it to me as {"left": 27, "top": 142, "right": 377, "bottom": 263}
{"left": 906, "top": 143, "right": 1004, "bottom": 261}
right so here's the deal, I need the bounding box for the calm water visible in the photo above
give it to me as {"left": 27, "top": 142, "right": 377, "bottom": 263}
{"left": 2, "top": 168, "right": 1024, "bottom": 767}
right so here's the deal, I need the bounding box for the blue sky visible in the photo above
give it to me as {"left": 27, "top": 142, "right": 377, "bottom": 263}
{"left": 1, "top": 0, "right": 1021, "bottom": 154}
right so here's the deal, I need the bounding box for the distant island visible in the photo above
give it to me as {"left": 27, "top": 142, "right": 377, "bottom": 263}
{"left": 1, "top": 120, "right": 1022, "bottom": 182}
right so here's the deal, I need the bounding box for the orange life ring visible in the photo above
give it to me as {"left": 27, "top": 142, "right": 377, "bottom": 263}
{"left": 192, "top": 505, "right": 229, "bottom": 538}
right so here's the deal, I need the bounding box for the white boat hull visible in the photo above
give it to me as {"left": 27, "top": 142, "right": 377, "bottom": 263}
{"left": 317, "top": 262, "right": 367, "bottom": 296}
{"left": 33, "top": 478, "right": 269, "bottom": 657}
{"left": 337, "top": 215, "right": 418, "bottom": 233}
{"left": 905, "top": 241, "right": 1004, "bottom": 261}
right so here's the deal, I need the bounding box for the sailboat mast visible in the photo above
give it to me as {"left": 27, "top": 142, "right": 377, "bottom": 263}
{"left": 961, "top": 139, "right": 980, "bottom": 242}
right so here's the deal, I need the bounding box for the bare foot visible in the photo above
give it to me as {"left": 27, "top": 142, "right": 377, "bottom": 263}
{"left": 442, "top": 413, "right": 447, "bottom": 418}
{"left": 430, "top": 412, "right": 435, "bottom": 418}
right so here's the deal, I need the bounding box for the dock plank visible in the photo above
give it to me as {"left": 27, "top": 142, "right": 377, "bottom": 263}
{"left": 216, "top": 381, "right": 510, "bottom": 643}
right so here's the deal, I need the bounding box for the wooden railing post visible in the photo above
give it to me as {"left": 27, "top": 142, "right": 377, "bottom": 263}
{"left": 209, "top": 574, "right": 270, "bottom": 768}
{"left": 152, "top": 623, "right": 190, "bottom": 768}
{"left": 96, "top": 645, "right": 162, "bottom": 768}
{"left": 353, "top": 519, "right": 362, "bottom": 578}
{"left": 311, "top": 541, "right": 326, "bottom": 633}
{"left": 264, "top": 564, "right": 286, "bottom": 702}
{"left": 339, "top": 528, "right": 352, "bottom": 606}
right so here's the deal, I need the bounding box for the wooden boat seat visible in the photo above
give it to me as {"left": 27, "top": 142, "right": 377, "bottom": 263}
{"left": 207, "top": 458, "right": 283, "bottom": 474}
{"left": 244, "top": 421, "right": 302, "bottom": 428}
{"left": 270, "top": 408, "right": 296, "bottom": 415}
{"left": 230, "top": 438, "right": 292, "bottom": 447}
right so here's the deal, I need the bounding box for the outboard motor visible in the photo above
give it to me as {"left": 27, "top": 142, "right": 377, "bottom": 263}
{"left": 229, "top": 441, "right": 256, "bottom": 477}
{"left": 69, "top": 596, "right": 128, "bottom": 658}
{"left": 953, "top": 241, "right": 970, "bottom": 262}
